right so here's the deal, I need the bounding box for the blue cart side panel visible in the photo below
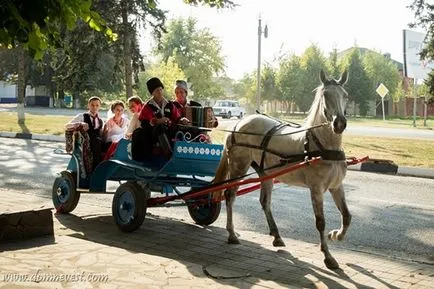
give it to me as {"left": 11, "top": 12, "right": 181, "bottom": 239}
{"left": 112, "top": 139, "right": 132, "bottom": 161}
{"left": 160, "top": 141, "right": 224, "bottom": 176}
{"left": 89, "top": 139, "right": 224, "bottom": 192}
{"left": 173, "top": 141, "right": 223, "bottom": 161}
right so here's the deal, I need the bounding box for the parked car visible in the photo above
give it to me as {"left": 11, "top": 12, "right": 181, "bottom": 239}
{"left": 212, "top": 100, "right": 245, "bottom": 119}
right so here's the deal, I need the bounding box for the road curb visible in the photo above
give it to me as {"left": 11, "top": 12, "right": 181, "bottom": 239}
{"left": 360, "top": 158, "right": 398, "bottom": 174}
{"left": 347, "top": 161, "right": 434, "bottom": 179}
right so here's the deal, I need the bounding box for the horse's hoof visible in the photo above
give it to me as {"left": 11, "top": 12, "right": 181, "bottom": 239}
{"left": 228, "top": 237, "right": 240, "bottom": 244}
{"left": 324, "top": 257, "right": 340, "bottom": 270}
{"left": 273, "top": 238, "right": 286, "bottom": 247}
{"left": 328, "top": 230, "right": 344, "bottom": 241}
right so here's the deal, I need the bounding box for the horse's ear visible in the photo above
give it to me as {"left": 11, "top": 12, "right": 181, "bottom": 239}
{"left": 338, "top": 70, "right": 349, "bottom": 85}
{"left": 320, "top": 70, "right": 328, "bottom": 84}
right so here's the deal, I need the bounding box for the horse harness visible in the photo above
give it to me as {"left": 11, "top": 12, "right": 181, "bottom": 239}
{"left": 230, "top": 120, "right": 346, "bottom": 171}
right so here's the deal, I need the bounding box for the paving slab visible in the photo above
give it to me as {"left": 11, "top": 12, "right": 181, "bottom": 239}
{"left": 0, "top": 189, "right": 433, "bottom": 289}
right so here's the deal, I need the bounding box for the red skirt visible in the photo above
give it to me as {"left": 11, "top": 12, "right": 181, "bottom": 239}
{"left": 103, "top": 142, "right": 119, "bottom": 161}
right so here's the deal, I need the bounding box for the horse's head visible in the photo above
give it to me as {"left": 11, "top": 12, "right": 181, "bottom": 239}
{"left": 319, "top": 70, "right": 349, "bottom": 134}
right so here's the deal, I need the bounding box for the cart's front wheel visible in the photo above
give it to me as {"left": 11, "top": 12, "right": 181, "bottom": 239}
{"left": 112, "top": 182, "right": 148, "bottom": 232}
{"left": 187, "top": 193, "right": 221, "bottom": 225}
{"left": 52, "top": 171, "right": 79, "bottom": 213}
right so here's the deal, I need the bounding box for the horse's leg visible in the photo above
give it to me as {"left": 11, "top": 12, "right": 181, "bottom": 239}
{"left": 225, "top": 153, "right": 250, "bottom": 245}
{"left": 259, "top": 179, "right": 285, "bottom": 247}
{"left": 224, "top": 186, "right": 239, "bottom": 244}
{"left": 328, "top": 185, "right": 351, "bottom": 241}
{"left": 310, "top": 188, "right": 340, "bottom": 270}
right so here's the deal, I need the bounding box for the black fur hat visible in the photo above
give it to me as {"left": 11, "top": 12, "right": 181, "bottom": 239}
{"left": 146, "top": 77, "right": 164, "bottom": 95}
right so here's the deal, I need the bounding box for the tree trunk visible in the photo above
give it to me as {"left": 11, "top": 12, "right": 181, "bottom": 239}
{"left": 72, "top": 91, "right": 80, "bottom": 108}
{"left": 122, "top": 0, "right": 133, "bottom": 99}
{"left": 58, "top": 89, "right": 65, "bottom": 108}
{"left": 17, "top": 47, "right": 26, "bottom": 125}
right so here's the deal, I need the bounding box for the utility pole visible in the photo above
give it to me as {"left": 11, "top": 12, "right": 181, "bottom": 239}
{"left": 256, "top": 16, "right": 268, "bottom": 111}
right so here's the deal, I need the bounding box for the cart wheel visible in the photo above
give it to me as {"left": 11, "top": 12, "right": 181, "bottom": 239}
{"left": 188, "top": 193, "right": 221, "bottom": 225}
{"left": 112, "top": 182, "right": 149, "bottom": 232}
{"left": 52, "top": 171, "right": 80, "bottom": 213}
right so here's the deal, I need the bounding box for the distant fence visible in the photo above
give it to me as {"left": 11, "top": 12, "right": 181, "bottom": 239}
{"left": 0, "top": 96, "right": 51, "bottom": 107}
{"left": 395, "top": 97, "right": 434, "bottom": 117}
{"left": 0, "top": 97, "right": 17, "bottom": 104}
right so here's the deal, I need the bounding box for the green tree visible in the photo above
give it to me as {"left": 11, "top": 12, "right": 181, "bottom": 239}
{"left": 0, "top": 0, "right": 117, "bottom": 59}
{"left": 261, "top": 64, "right": 278, "bottom": 100}
{"left": 0, "top": 0, "right": 235, "bottom": 58}
{"left": 261, "top": 64, "right": 280, "bottom": 113}
{"left": 214, "top": 76, "right": 235, "bottom": 100}
{"left": 51, "top": 20, "right": 123, "bottom": 107}
{"left": 276, "top": 54, "right": 305, "bottom": 114}
{"left": 363, "top": 51, "right": 401, "bottom": 102}
{"left": 0, "top": 46, "right": 50, "bottom": 124}
{"left": 299, "top": 44, "right": 329, "bottom": 112}
{"left": 233, "top": 72, "right": 256, "bottom": 112}
{"left": 328, "top": 47, "right": 341, "bottom": 79}
{"left": 0, "top": 0, "right": 235, "bottom": 122}
{"left": 342, "top": 48, "right": 373, "bottom": 116}
{"left": 156, "top": 17, "right": 225, "bottom": 100}
{"left": 138, "top": 56, "right": 186, "bottom": 99}
{"left": 115, "top": 0, "right": 166, "bottom": 98}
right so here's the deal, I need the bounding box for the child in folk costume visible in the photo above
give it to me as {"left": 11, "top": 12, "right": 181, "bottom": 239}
{"left": 65, "top": 96, "right": 104, "bottom": 171}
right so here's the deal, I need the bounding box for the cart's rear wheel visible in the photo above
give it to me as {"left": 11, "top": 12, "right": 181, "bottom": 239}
{"left": 52, "top": 170, "right": 80, "bottom": 213}
{"left": 187, "top": 193, "right": 221, "bottom": 225}
{"left": 112, "top": 182, "right": 149, "bottom": 232}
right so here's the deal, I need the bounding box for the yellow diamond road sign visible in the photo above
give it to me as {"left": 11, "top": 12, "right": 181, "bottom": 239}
{"left": 376, "top": 83, "right": 389, "bottom": 98}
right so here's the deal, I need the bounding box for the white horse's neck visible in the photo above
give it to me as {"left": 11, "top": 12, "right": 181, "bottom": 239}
{"left": 305, "top": 92, "right": 343, "bottom": 151}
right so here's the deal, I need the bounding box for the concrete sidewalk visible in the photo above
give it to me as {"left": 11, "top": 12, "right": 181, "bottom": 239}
{"left": 1, "top": 189, "right": 433, "bottom": 289}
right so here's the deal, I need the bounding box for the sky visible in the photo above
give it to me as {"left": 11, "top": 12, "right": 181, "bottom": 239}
{"left": 140, "top": 0, "right": 427, "bottom": 80}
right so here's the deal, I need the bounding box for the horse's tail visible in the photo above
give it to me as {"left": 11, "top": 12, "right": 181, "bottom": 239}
{"left": 212, "top": 135, "right": 231, "bottom": 200}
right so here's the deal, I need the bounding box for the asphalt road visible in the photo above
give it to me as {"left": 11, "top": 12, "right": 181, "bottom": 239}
{"left": 0, "top": 137, "right": 433, "bottom": 265}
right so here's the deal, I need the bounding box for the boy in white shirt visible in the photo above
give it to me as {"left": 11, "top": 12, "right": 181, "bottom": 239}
{"left": 66, "top": 96, "right": 104, "bottom": 170}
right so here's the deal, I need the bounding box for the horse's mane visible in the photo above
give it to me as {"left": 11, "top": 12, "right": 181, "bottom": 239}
{"left": 305, "top": 85, "right": 327, "bottom": 126}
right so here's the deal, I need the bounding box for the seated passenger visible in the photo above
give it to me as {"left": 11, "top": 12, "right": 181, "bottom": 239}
{"left": 132, "top": 77, "right": 188, "bottom": 162}
{"left": 173, "top": 80, "right": 218, "bottom": 128}
{"left": 102, "top": 101, "right": 130, "bottom": 159}
{"left": 124, "top": 95, "right": 144, "bottom": 140}
{"left": 65, "top": 96, "right": 104, "bottom": 171}
{"left": 173, "top": 80, "right": 201, "bottom": 113}
{"left": 103, "top": 101, "right": 129, "bottom": 148}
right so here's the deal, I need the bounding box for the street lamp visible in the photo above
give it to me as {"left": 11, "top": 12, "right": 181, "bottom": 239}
{"left": 256, "top": 16, "right": 268, "bottom": 111}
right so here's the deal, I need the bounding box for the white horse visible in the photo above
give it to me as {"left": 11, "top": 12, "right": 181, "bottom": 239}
{"left": 213, "top": 70, "right": 350, "bottom": 269}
